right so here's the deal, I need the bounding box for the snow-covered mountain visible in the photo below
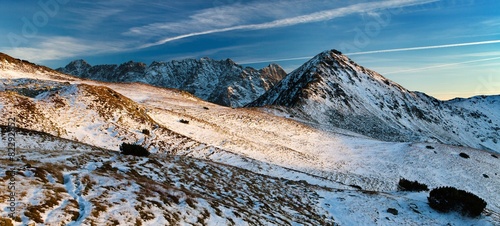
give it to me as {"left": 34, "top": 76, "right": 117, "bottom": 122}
{"left": 1, "top": 52, "right": 500, "bottom": 225}
{"left": 248, "top": 50, "right": 500, "bottom": 152}
{"left": 56, "top": 58, "right": 286, "bottom": 107}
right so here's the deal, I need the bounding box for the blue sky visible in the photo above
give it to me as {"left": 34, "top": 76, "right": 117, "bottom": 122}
{"left": 1, "top": 0, "right": 499, "bottom": 100}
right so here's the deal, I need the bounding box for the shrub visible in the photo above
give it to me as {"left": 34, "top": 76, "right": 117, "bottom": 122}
{"left": 398, "top": 178, "right": 429, "bottom": 192}
{"left": 459, "top": 153, "right": 470, "bottom": 159}
{"left": 349, "top": 184, "right": 362, "bottom": 190}
{"left": 179, "top": 119, "right": 189, "bottom": 124}
{"left": 425, "top": 145, "right": 435, "bottom": 149}
{"left": 387, "top": 208, "right": 398, "bottom": 215}
{"left": 491, "top": 154, "right": 498, "bottom": 159}
{"left": 141, "top": 129, "right": 150, "bottom": 135}
{"left": 120, "top": 143, "right": 150, "bottom": 157}
{"left": 428, "top": 187, "right": 486, "bottom": 217}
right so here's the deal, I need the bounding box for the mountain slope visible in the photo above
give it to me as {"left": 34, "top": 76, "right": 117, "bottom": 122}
{"left": 1, "top": 53, "right": 77, "bottom": 82}
{"left": 0, "top": 77, "right": 227, "bottom": 156}
{"left": 248, "top": 50, "right": 500, "bottom": 152}
{"left": 1, "top": 128, "right": 499, "bottom": 225}
{"left": 56, "top": 58, "right": 286, "bottom": 107}
{"left": 1, "top": 52, "right": 499, "bottom": 225}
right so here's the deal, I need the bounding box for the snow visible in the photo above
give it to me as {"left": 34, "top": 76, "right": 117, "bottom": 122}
{"left": 1, "top": 52, "right": 499, "bottom": 225}
{"left": 57, "top": 57, "right": 286, "bottom": 107}
{"left": 64, "top": 173, "right": 92, "bottom": 226}
{"left": 248, "top": 50, "right": 500, "bottom": 153}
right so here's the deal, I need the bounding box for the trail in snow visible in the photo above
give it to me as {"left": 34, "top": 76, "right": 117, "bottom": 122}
{"left": 64, "top": 172, "right": 91, "bottom": 226}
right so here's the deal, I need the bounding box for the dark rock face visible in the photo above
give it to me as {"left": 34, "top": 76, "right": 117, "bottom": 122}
{"left": 57, "top": 58, "right": 286, "bottom": 107}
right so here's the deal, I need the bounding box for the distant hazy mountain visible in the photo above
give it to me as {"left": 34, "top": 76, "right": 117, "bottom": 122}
{"left": 248, "top": 50, "right": 500, "bottom": 152}
{"left": 56, "top": 58, "right": 286, "bottom": 107}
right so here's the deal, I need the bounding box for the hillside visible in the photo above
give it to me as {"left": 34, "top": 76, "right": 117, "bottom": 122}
{"left": 248, "top": 50, "right": 500, "bottom": 152}
{"left": 1, "top": 52, "right": 499, "bottom": 225}
{"left": 1, "top": 128, "right": 499, "bottom": 225}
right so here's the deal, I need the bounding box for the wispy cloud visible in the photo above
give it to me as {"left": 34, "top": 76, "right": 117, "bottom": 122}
{"left": 2, "top": 36, "right": 125, "bottom": 63}
{"left": 131, "top": 0, "right": 437, "bottom": 49}
{"left": 125, "top": 1, "right": 312, "bottom": 37}
{"left": 348, "top": 40, "right": 500, "bottom": 55}
{"left": 383, "top": 56, "right": 500, "bottom": 75}
{"left": 241, "top": 39, "right": 500, "bottom": 65}
{"left": 239, "top": 56, "right": 313, "bottom": 65}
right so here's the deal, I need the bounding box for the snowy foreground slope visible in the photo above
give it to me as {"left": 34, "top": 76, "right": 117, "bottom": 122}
{"left": 0, "top": 52, "right": 499, "bottom": 225}
{"left": 1, "top": 129, "right": 499, "bottom": 225}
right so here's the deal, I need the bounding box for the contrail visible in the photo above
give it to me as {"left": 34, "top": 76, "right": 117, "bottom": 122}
{"left": 347, "top": 40, "right": 500, "bottom": 55}
{"left": 239, "top": 56, "right": 313, "bottom": 65}
{"left": 137, "top": 0, "right": 435, "bottom": 49}
{"left": 240, "top": 39, "right": 500, "bottom": 65}
{"left": 383, "top": 56, "right": 500, "bottom": 75}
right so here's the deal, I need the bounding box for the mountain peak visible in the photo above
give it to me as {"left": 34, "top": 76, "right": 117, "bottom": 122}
{"left": 69, "top": 59, "right": 90, "bottom": 66}
{"left": 57, "top": 59, "right": 92, "bottom": 78}
{"left": 248, "top": 49, "right": 499, "bottom": 151}
{"left": 322, "top": 49, "right": 343, "bottom": 56}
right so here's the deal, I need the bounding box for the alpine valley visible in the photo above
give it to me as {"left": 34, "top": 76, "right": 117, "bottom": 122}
{"left": 1, "top": 50, "right": 499, "bottom": 226}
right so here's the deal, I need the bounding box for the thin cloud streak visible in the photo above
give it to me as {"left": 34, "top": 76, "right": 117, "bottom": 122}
{"left": 383, "top": 56, "right": 500, "bottom": 75}
{"left": 3, "top": 36, "right": 127, "bottom": 63}
{"left": 348, "top": 40, "right": 500, "bottom": 55}
{"left": 239, "top": 56, "right": 313, "bottom": 65}
{"left": 138, "top": 0, "right": 436, "bottom": 49}
{"left": 240, "top": 39, "right": 500, "bottom": 65}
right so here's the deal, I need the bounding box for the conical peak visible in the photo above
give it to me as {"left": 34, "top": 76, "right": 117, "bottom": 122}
{"left": 68, "top": 59, "right": 91, "bottom": 67}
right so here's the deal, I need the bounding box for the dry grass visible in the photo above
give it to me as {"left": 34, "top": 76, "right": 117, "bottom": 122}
{"left": 79, "top": 84, "right": 153, "bottom": 124}
{"left": 65, "top": 199, "right": 81, "bottom": 222}
{"left": 0, "top": 217, "right": 14, "bottom": 226}
{"left": 81, "top": 174, "right": 96, "bottom": 196}
{"left": 91, "top": 202, "right": 108, "bottom": 218}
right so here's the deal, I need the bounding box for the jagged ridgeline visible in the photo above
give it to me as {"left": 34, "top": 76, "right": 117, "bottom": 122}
{"left": 248, "top": 50, "right": 500, "bottom": 152}
{"left": 57, "top": 58, "right": 286, "bottom": 107}
{"left": 1, "top": 51, "right": 500, "bottom": 225}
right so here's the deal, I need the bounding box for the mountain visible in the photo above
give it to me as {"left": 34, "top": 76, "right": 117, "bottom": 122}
{"left": 1, "top": 52, "right": 500, "bottom": 225}
{"left": 248, "top": 50, "right": 500, "bottom": 152}
{"left": 1, "top": 53, "right": 76, "bottom": 81}
{"left": 56, "top": 58, "right": 287, "bottom": 107}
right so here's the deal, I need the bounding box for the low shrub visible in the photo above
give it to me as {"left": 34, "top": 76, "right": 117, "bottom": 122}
{"left": 179, "top": 119, "right": 189, "bottom": 124}
{"left": 120, "top": 143, "right": 150, "bottom": 157}
{"left": 141, "top": 129, "right": 150, "bottom": 135}
{"left": 428, "top": 186, "right": 486, "bottom": 217}
{"left": 459, "top": 153, "right": 470, "bottom": 159}
{"left": 398, "top": 178, "right": 429, "bottom": 192}
{"left": 425, "top": 145, "right": 435, "bottom": 149}
{"left": 387, "top": 208, "right": 398, "bottom": 215}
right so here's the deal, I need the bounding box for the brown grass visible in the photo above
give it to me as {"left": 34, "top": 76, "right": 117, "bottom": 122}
{"left": 24, "top": 207, "right": 43, "bottom": 223}
{"left": 91, "top": 202, "right": 108, "bottom": 218}
{"left": 79, "top": 84, "right": 153, "bottom": 123}
{"left": 81, "top": 175, "right": 96, "bottom": 196}
{"left": 0, "top": 217, "right": 14, "bottom": 226}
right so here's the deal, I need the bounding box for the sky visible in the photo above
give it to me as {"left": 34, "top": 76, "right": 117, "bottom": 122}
{"left": 0, "top": 0, "right": 499, "bottom": 100}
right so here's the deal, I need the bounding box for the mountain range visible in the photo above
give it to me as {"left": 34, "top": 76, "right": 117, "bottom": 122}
{"left": 56, "top": 58, "right": 286, "bottom": 107}
{"left": 1, "top": 51, "right": 499, "bottom": 225}
{"left": 58, "top": 50, "right": 500, "bottom": 152}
